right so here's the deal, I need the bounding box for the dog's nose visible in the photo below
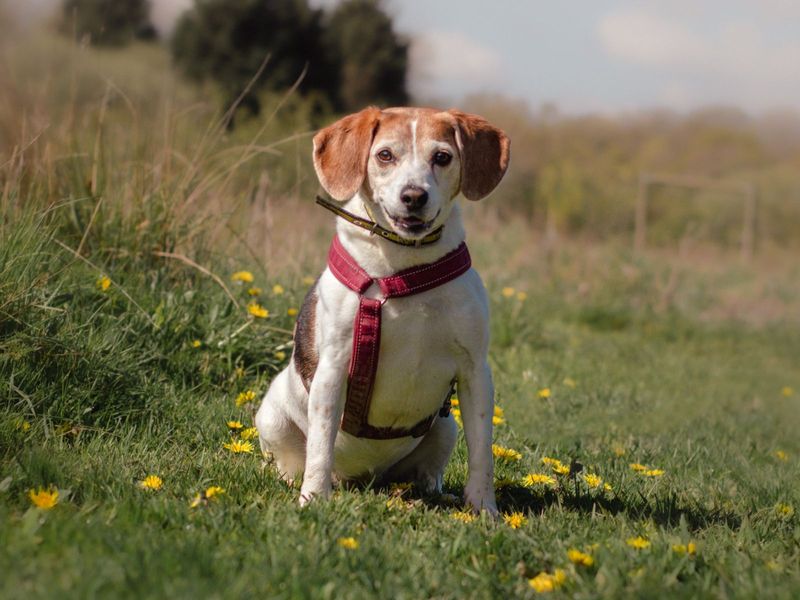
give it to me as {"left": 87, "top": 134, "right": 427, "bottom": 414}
{"left": 400, "top": 186, "right": 428, "bottom": 210}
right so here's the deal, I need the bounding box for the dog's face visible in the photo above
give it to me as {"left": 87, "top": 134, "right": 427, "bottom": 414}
{"left": 313, "top": 107, "right": 510, "bottom": 241}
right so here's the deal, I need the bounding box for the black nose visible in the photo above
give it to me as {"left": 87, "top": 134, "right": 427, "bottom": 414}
{"left": 400, "top": 186, "right": 428, "bottom": 210}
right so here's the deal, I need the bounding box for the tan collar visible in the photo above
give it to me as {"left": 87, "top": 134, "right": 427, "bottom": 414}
{"left": 315, "top": 196, "right": 444, "bottom": 247}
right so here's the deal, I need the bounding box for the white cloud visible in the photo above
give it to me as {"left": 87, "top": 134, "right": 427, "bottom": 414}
{"left": 408, "top": 30, "right": 506, "bottom": 101}
{"left": 597, "top": 8, "right": 800, "bottom": 111}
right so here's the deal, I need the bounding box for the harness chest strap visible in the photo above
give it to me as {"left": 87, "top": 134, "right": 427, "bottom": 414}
{"left": 327, "top": 236, "right": 472, "bottom": 439}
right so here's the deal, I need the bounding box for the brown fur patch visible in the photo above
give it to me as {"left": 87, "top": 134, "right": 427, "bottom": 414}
{"left": 293, "top": 283, "right": 319, "bottom": 391}
{"left": 448, "top": 110, "right": 510, "bottom": 201}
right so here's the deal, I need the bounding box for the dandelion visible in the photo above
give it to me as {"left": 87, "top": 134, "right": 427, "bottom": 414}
{"left": 603, "top": 483, "right": 613, "bottom": 492}
{"left": 584, "top": 473, "right": 602, "bottom": 489}
{"left": 272, "top": 284, "right": 285, "bottom": 295}
{"left": 337, "top": 537, "right": 359, "bottom": 549}
{"left": 235, "top": 390, "right": 256, "bottom": 407}
{"left": 247, "top": 302, "right": 269, "bottom": 318}
{"left": 781, "top": 386, "right": 793, "bottom": 397}
{"left": 15, "top": 419, "right": 31, "bottom": 432}
{"left": 626, "top": 536, "right": 651, "bottom": 549}
{"left": 451, "top": 397, "right": 460, "bottom": 407}
{"left": 231, "top": 271, "right": 254, "bottom": 283}
{"left": 206, "top": 486, "right": 225, "bottom": 499}
{"left": 287, "top": 307, "right": 299, "bottom": 317}
{"left": 553, "top": 463, "right": 571, "bottom": 475}
{"left": 503, "top": 512, "right": 528, "bottom": 529}
{"left": 451, "top": 408, "right": 463, "bottom": 427}
{"left": 501, "top": 287, "right": 515, "bottom": 298}
{"left": 629, "top": 463, "right": 648, "bottom": 472}
{"left": 643, "top": 469, "right": 664, "bottom": 477}
{"left": 191, "top": 339, "right": 202, "bottom": 348}
{"left": 451, "top": 509, "right": 476, "bottom": 523}
{"left": 541, "top": 456, "right": 562, "bottom": 467}
{"left": 28, "top": 487, "right": 59, "bottom": 510}
{"left": 563, "top": 377, "right": 577, "bottom": 388}
{"left": 96, "top": 275, "right": 111, "bottom": 292}
{"left": 522, "top": 473, "right": 557, "bottom": 487}
{"left": 247, "top": 287, "right": 262, "bottom": 296}
{"left": 191, "top": 486, "right": 227, "bottom": 508}
{"left": 774, "top": 450, "right": 788, "bottom": 461}
{"left": 139, "top": 475, "right": 163, "bottom": 491}
{"left": 775, "top": 503, "right": 795, "bottom": 518}
{"left": 528, "top": 569, "right": 566, "bottom": 593}
{"left": 223, "top": 440, "right": 254, "bottom": 454}
{"left": 241, "top": 427, "right": 259, "bottom": 441}
{"left": 537, "top": 388, "right": 551, "bottom": 399}
{"left": 492, "top": 444, "right": 522, "bottom": 461}
{"left": 493, "top": 405, "right": 504, "bottom": 418}
{"left": 672, "top": 542, "right": 697, "bottom": 556}
{"left": 567, "top": 548, "right": 594, "bottom": 567}
{"left": 274, "top": 351, "right": 287, "bottom": 361}
{"left": 227, "top": 420, "right": 244, "bottom": 430}
{"left": 302, "top": 276, "right": 315, "bottom": 286}
{"left": 516, "top": 291, "right": 528, "bottom": 301}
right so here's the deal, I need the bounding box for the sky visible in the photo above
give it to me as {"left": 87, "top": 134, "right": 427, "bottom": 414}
{"left": 15, "top": 0, "right": 800, "bottom": 115}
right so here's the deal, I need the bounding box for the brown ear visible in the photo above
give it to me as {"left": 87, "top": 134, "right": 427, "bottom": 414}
{"left": 448, "top": 110, "right": 510, "bottom": 201}
{"left": 312, "top": 106, "right": 381, "bottom": 201}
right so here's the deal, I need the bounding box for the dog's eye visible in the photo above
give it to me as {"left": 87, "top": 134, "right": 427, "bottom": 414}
{"left": 376, "top": 149, "right": 394, "bottom": 163}
{"left": 432, "top": 151, "right": 452, "bottom": 167}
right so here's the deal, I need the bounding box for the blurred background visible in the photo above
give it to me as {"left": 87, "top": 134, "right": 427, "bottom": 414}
{"left": 1, "top": 0, "right": 798, "bottom": 321}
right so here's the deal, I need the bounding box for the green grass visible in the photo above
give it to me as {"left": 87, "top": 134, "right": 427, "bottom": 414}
{"left": 2, "top": 210, "right": 799, "bottom": 599}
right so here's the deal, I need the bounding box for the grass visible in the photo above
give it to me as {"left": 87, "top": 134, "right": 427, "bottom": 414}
{"left": 2, "top": 31, "right": 800, "bottom": 600}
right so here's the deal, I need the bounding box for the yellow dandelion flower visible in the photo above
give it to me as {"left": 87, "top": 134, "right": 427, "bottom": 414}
{"left": 15, "top": 419, "right": 31, "bottom": 432}
{"left": 503, "top": 512, "right": 528, "bottom": 529}
{"left": 643, "top": 469, "right": 664, "bottom": 477}
{"left": 522, "top": 473, "right": 557, "bottom": 487}
{"left": 227, "top": 420, "right": 244, "bottom": 430}
{"left": 584, "top": 473, "right": 602, "bottom": 489}
{"left": 673, "top": 542, "right": 697, "bottom": 556}
{"left": 626, "top": 536, "right": 651, "bottom": 549}
{"left": 302, "top": 276, "right": 315, "bottom": 286}
{"left": 191, "top": 339, "right": 202, "bottom": 348}
{"left": 541, "top": 456, "right": 563, "bottom": 467}
{"left": 528, "top": 569, "right": 566, "bottom": 593}
{"left": 451, "top": 397, "right": 459, "bottom": 407}
{"left": 287, "top": 307, "right": 299, "bottom": 317}
{"left": 235, "top": 390, "right": 256, "bottom": 407}
{"left": 96, "top": 275, "right": 111, "bottom": 292}
{"left": 274, "top": 351, "right": 287, "bottom": 361}
{"left": 139, "top": 475, "right": 163, "bottom": 491}
{"left": 603, "top": 482, "right": 613, "bottom": 492}
{"left": 247, "top": 302, "right": 269, "bottom": 318}
{"left": 189, "top": 494, "right": 203, "bottom": 508}
{"left": 205, "top": 486, "right": 225, "bottom": 499}
{"left": 493, "top": 405, "right": 504, "bottom": 418}
{"left": 775, "top": 503, "right": 795, "bottom": 518}
{"left": 231, "top": 271, "right": 254, "bottom": 283}
{"left": 516, "top": 291, "right": 528, "bottom": 301}
{"left": 223, "top": 440, "right": 254, "bottom": 454}
{"left": 28, "top": 487, "right": 59, "bottom": 510}
{"left": 451, "top": 509, "right": 476, "bottom": 523}
{"left": 501, "top": 287, "right": 515, "bottom": 298}
{"left": 241, "top": 427, "right": 259, "bottom": 441}
{"left": 247, "top": 287, "right": 262, "bottom": 296}
{"left": 337, "top": 537, "right": 359, "bottom": 549}
{"left": 567, "top": 548, "right": 594, "bottom": 567}
{"left": 451, "top": 408, "right": 463, "bottom": 427}
{"left": 629, "top": 463, "right": 648, "bottom": 472}
{"left": 563, "top": 377, "right": 577, "bottom": 388}
{"left": 537, "top": 387, "right": 551, "bottom": 399}
{"left": 492, "top": 415, "right": 505, "bottom": 426}
{"left": 272, "top": 284, "right": 285, "bottom": 295}
{"left": 781, "top": 386, "right": 793, "bottom": 397}
{"left": 774, "top": 450, "right": 788, "bottom": 462}
{"left": 553, "top": 463, "right": 571, "bottom": 475}
{"left": 492, "top": 444, "right": 522, "bottom": 461}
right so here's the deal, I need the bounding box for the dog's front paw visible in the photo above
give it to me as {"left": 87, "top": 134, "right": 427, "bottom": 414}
{"left": 298, "top": 484, "right": 330, "bottom": 507}
{"left": 464, "top": 481, "right": 498, "bottom": 516}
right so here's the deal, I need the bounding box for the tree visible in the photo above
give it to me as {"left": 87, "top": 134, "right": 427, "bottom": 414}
{"left": 171, "top": 0, "right": 337, "bottom": 120}
{"left": 61, "top": 0, "right": 156, "bottom": 46}
{"left": 324, "top": 0, "right": 408, "bottom": 111}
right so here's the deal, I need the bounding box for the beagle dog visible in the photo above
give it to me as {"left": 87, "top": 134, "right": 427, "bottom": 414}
{"left": 255, "top": 107, "right": 510, "bottom": 513}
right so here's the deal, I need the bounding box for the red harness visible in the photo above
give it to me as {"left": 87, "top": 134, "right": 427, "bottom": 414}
{"left": 327, "top": 236, "right": 472, "bottom": 439}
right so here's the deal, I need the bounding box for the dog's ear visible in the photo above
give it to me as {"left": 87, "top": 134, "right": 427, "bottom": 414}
{"left": 312, "top": 106, "right": 381, "bottom": 201}
{"left": 448, "top": 110, "right": 510, "bottom": 201}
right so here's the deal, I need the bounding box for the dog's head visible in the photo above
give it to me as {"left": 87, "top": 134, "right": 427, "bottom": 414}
{"left": 313, "top": 107, "right": 510, "bottom": 241}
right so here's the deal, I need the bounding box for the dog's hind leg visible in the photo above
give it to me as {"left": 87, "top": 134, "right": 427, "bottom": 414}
{"left": 381, "top": 414, "right": 458, "bottom": 494}
{"left": 255, "top": 368, "right": 307, "bottom": 482}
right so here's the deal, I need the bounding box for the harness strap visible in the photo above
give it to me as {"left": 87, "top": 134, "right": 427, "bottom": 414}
{"left": 327, "top": 236, "right": 471, "bottom": 439}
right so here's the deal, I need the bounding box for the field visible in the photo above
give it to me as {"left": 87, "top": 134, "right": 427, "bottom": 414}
{"left": 2, "top": 35, "right": 800, "bottom": 599}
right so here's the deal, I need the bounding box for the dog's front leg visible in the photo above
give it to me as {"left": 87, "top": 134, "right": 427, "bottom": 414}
{"left": 299, "top": 355, "right": 347, "bottom": 506}
{"left": 458, "top": 359, "right": 498, "bottom": 515}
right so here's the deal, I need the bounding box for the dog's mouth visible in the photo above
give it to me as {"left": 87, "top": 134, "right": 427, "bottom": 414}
{"left": 387, "top": 210, "right": 440, "bottom": 236}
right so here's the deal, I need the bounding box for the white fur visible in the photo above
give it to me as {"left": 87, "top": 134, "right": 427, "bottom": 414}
{"left": 255, "top": 114, "right": 498, "bottom": 514}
